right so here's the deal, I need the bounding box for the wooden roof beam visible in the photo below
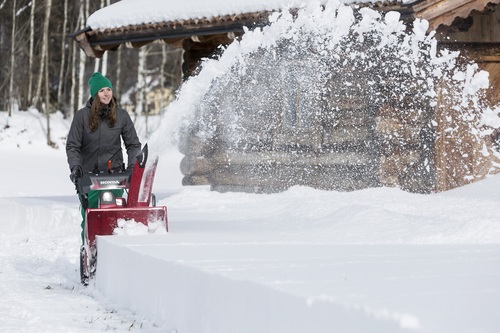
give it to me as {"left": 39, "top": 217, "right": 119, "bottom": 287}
{"left": 414, "top": 0, "right": 500, "bottom": 31}
{"left": 72, "top": 30, "right": 104, "bottom": 58}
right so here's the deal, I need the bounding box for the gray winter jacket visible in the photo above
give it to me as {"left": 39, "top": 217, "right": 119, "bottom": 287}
{"left": 66, "top": 98, "right": 142, "bottom": 173}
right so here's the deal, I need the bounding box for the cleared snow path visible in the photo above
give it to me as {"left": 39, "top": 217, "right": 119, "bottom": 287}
{"left": 0, "top": 197, "right": 164, "bottom": 333}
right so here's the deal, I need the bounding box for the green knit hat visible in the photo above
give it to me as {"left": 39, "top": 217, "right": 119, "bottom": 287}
{"left": 88, "top": 72, "right": 113, "bottom": 97}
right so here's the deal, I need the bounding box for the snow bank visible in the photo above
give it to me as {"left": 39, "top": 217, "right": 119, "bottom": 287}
{"left": 96, "top": 236, "right": 412, "bottom": 333}
{"left": 91, "top": 173, "right": 500, "bottom": 332}
{"left": 96, "top": 233, "right": 500, "bottom": 333}
{"left": 0, "top": 197, "right": 79, "bottom": 238}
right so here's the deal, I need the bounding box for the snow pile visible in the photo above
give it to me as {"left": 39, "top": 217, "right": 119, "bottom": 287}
{"left": 113, "top": 219, "right": 149, "bottom": 235}
{"left": 113, "top": 218, "right": 167, "bottom": 235}
{"left": 0, "top": 108, "right": 69, "bottom": 150}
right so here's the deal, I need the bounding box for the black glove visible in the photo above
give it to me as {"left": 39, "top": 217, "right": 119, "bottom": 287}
{"left": 70, "top": 165, "right": 83, "bottom": 185}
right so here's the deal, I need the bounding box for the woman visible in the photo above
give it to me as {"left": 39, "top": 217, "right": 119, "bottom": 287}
{"left": 66, "top": 72, "right": 142, "bottom": 242}
{"left": 67, "top": 72, "right": 141, "bottom": 176}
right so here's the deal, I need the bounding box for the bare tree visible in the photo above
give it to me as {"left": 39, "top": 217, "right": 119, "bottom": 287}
{"left": 26, "top": 0, "right": 35, "bottom": 107}
{"left": 69, "top": 37, "right": 78, "bottom": 118}
{"left": 42, "top": 0, "right": 55, "bottom": 146}
{"left": 94, "top": 55, "right": 100, "bottom": 73}
{"left": 69, "top": 2, "right": 84, "bottom": 118}
{"left": 0, "top": 0, "right": 183, "bottom": 121}
{"left": 115, "top": 47, "right": 122, "bottom": 98}
{"left": 100, "top": 0, "right": 110, "bottom": 76}
{"left": 160, "top": 45, "right": 168, "bottom": 111}
{"left": 33, "top": 5, "right": 53, "bottom": 111}
{"left": 57, "top": 0, "right": 68, "bottom": 106}
{"left": 77, "top": 0, "right": 89, "bottom": 108}
{"left": 136, "top": 46, "right": 148, "bottom": 115}
{"left": 8, "top": 0, "right": 17, "bottom": 117}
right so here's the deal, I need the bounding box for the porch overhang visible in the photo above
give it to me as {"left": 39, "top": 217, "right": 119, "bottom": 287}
{"left": 70, "top": 0, "right": 500, "bottom": 58}
{"left": 70, "top": 11, "right": 273, "bottom": 58}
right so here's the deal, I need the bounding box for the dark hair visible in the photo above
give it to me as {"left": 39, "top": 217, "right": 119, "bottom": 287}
{"left": 89, "top": 97, "right": 117, "bottom": 132}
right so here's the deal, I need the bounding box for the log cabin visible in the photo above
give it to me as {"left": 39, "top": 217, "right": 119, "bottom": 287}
{"left": 72, "top": 0, "right": 500, "bottom": 193}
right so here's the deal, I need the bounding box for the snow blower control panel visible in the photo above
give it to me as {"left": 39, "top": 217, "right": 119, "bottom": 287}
{"left": 77, "top": 171, "right": 131, "bottom": 195}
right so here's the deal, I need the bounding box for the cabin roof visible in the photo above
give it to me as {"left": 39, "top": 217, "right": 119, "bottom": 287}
{"left": 71, "top": 0, "right": 500, "bottom": 58}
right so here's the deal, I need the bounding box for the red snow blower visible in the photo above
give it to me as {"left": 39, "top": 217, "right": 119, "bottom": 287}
{"left": 76, "top": 144, "right": 167, "bottom": 285}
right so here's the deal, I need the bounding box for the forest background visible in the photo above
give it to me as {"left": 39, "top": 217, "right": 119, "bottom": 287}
{"left": 0, "top": 0, "right": 183, "bottom": 146}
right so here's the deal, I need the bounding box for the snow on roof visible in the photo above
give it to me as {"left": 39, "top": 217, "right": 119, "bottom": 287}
{"left": 87, "top": 0, "right": 418, "bottom": 30}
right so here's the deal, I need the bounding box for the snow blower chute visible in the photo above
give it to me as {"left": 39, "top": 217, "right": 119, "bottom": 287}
{"left": 76, "top": 144, "right": 167, "bottom": 285}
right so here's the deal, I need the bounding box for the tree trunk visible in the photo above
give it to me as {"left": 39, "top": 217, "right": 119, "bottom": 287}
{"left": 101, "top": 51, "right": 108, "bottom": 76}
{"left": 94, "top": 58, "right": 101, "bottom": 73}
{"left": 70, "top": 41, "right": 78, "bottom": 118}
{"left": 115, "top": 47, "right": 122, "bottom": 98}
{"left": 136, "top": 46, "right": 148, "bottom": 115}
{"left": 70, "top": 3, "right": 83, "bottom": 117}
{"left": 8, "top": 0, "right": 17, "bottom": 117}
{"left": 33, "top": 29, "right": 44, "bottom": 108}
{"left": 57, "top": 0, "right": 68, "bottom": 108}
{"left": 160, "top": 45, "right": 167, "bottom": 111}
{"left": 27, "top": 0, "right": 35, "bottom": 108}
{"left": 77, "top": 0, "right": 89, "bottom": 107}
{"left": 42, "top": 0, "right": 55, "bottom": 147}
{"left": 99, "top": 0, "right": 110, "bottom": 76}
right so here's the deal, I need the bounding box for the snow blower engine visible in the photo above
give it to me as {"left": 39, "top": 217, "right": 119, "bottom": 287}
{"left": 76, "top": 144, "right": 168, "bottom": 285}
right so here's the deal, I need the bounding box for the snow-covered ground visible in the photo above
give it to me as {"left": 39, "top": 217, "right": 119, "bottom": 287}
{"left": 0, "top": 109, "right": 182, "bottom": 332}
{"left": 1, "top": 109, "right": 500, "bottom": 333}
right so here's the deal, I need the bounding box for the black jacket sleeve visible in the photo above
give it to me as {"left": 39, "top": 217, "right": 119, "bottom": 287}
{"left": 120, "top": 109, "right": 142, "bottom": 169}
{"left": 66, "top": 109, "right": 85, "bottom": 171}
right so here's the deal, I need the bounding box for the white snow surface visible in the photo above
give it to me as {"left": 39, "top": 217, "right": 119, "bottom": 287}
{"left": 88, "top": 0, "right": 418, "bottom": 30}
{"left": 1, "top": 111, "right": 500, "bottom": 333}
{"left": 2, "top": 1, "right": 500, "bottom": 332}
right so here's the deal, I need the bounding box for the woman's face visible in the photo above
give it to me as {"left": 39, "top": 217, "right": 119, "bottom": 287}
{"left": 97, "top": 87, "right": 113, "bottom": 105}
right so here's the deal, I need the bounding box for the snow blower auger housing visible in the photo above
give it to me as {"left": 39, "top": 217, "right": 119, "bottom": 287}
{"left": 77, "top": 144, "right": 167, "bottom": 285}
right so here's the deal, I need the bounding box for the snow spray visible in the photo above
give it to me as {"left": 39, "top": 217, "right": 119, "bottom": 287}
{"left": 149, "top": 0, "right": 500, "bottom": 191}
